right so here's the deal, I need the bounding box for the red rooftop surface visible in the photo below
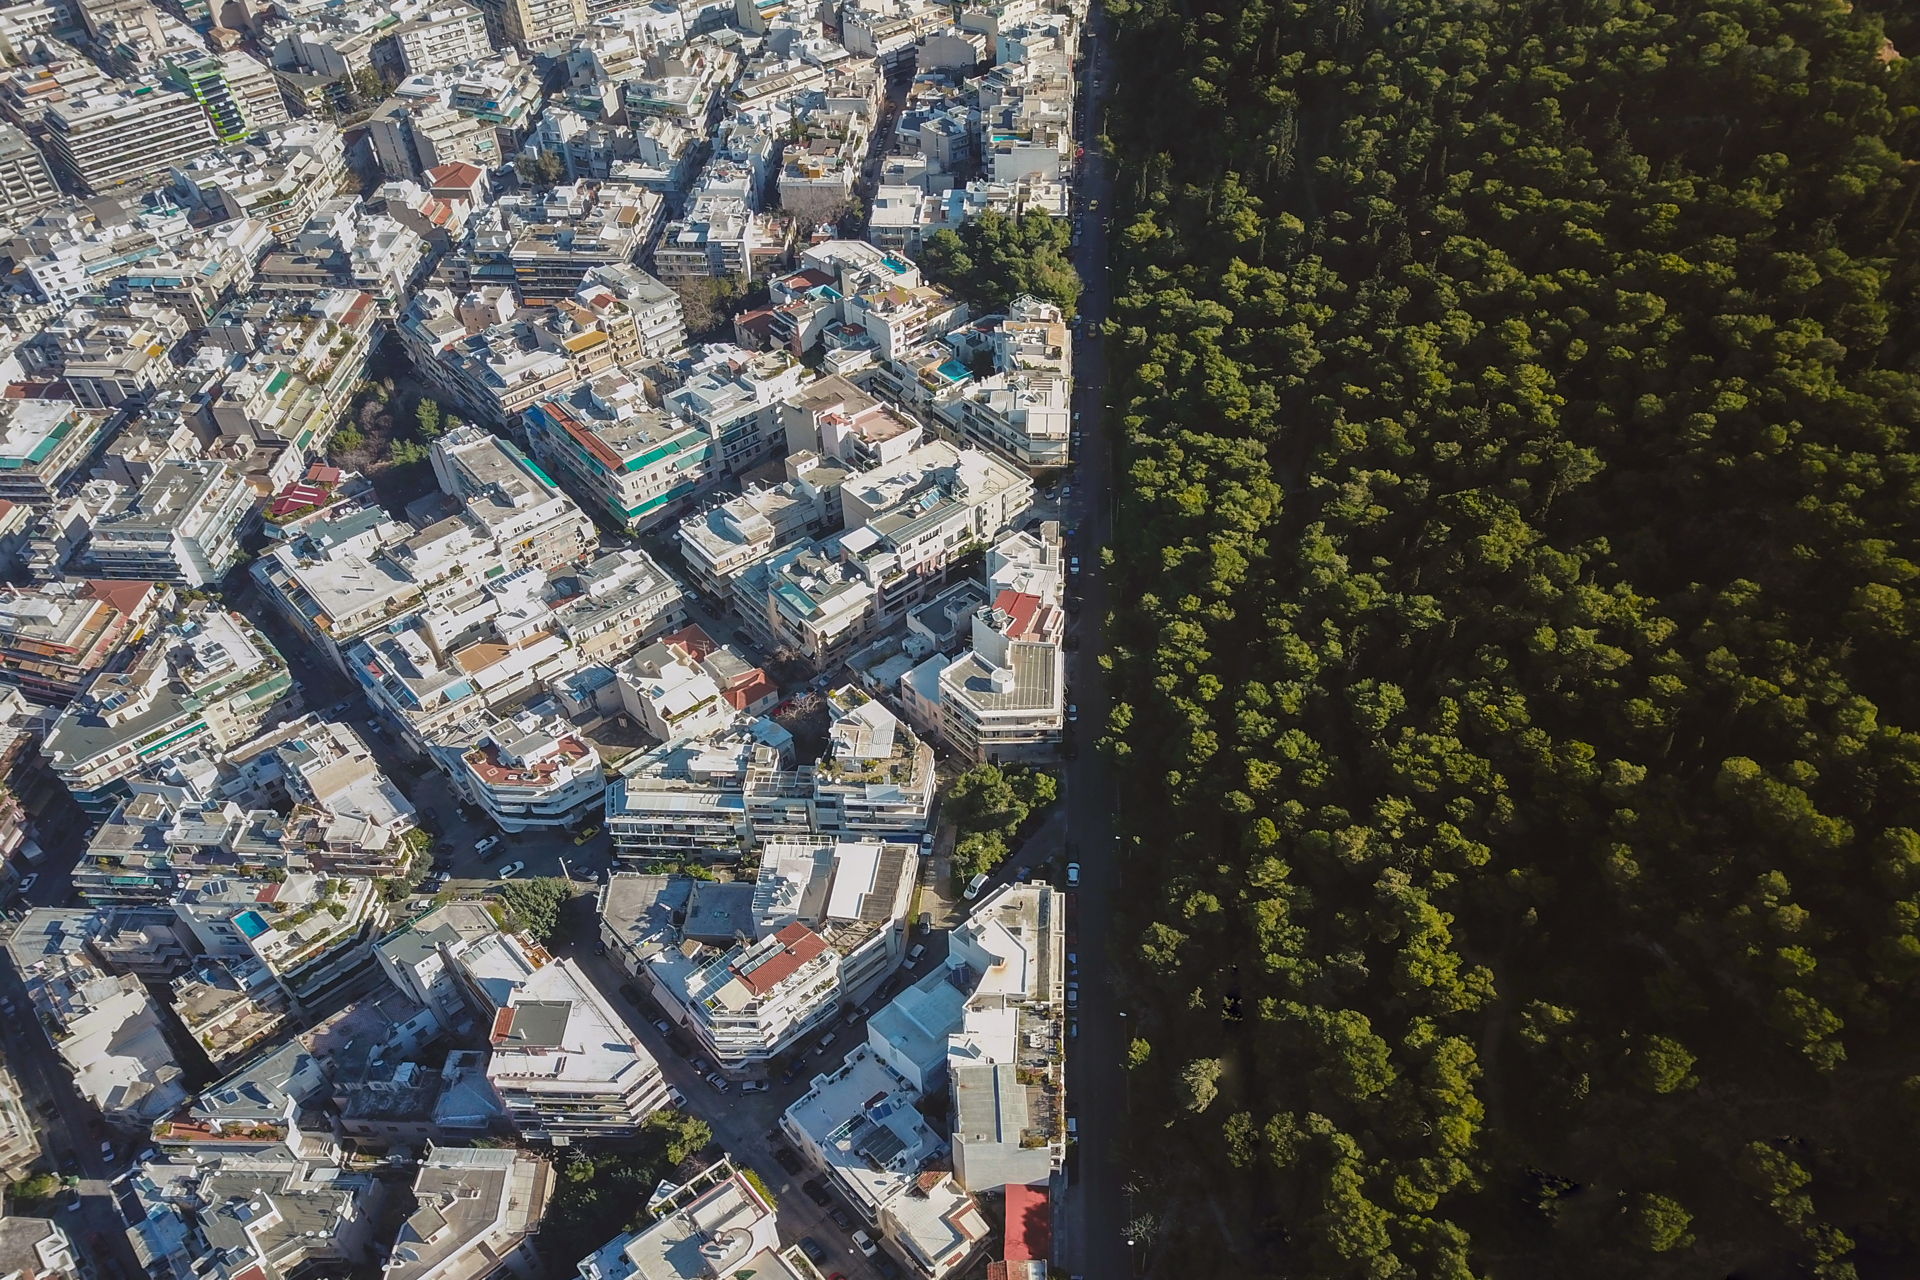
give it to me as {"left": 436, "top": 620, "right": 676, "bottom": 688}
{"left": 426, "top": 161, "right": 484, "bottom": 188}
{"left": 736, "top": 922, "right": 829, "bottom": 996}
{"left": 661, "top": 623, "right": 719, "bottom": 659}
{"left": 992, "top": 590, "right": 1044, "bottom": 640}
{"left": 721, "top": 668, "right": 777, "bottom": 711}
{"left": 1004, "top": 1183, "right": 1050, "bottom": 1262}
{"left": 464, "top": 734, "right": 591, "bottom": 787}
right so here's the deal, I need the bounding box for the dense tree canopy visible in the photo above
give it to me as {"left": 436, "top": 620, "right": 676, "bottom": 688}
{"left": 921, "top": 209, "right": 1084, "bottom": 317}
{"left": 1101, "top": 0, "right": 1920, "bottom": 1276}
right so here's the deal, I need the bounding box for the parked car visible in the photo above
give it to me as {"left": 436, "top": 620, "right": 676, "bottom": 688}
{"left": 667, "top": 1086, "right": 687, "bottom": 1108}
{"left": 1067, "top": 704, "right": 1078, "bottom": 723}
{"left": 474, "top": 835, "right": 500, "bottom": 855}
{"left": 813, "top": 1033, "right": 837, "bottom": 1057}
{"left": 1066, "top": 983, "right": 1080, "bottom": 1007}
{"left": 907, "top": 943, "right": 927, "bottom": 963}
{"left": 802, "top": 1181, "right": 832, "bottom": 1208}
{"left": 830, "top": 1206, "right": 855, "bottom": 1231}
{"left": 798, "top": 1238, "right": 828, "bottom": 1264}
{"left": 1068, "top": 556, "right": 1081, "bottom": 576}
{"left": 706, "top": 1073, "right": 729, "bottom": 1093}
{"left": 498, "top": 861, "right": 526, "bottom": 878}
{"left": 99, "top": 1141, "right": 115, "bottom": 1159}
{"left": 740, "top": 1081, "right": 768, "bottom": 1093}
{"left": 920, "top": 832, "right": 934, "bottom": 851}
{"left": 619, "top": 983, "right": 643, "bottom": 1004}
{"left": 963, "top": 873, "right": 989, "bottom": 900}
{"left": 874, "top": 1257, "right": 904, "bottom": 1280}
{"left": 16, "top": 873, "right": 36, "bottom": 894}
{"left": 773, "top": 1146, "right": 804, "bottom": 1175}
{"left": 1066, "top": 862, "right": 1081, "bottom": 887}
{"left": 851, "top": 1231, "right": 879, "bottom": 1258}
{"left": 653, "top": 1020, "right": 672, "bottom": 1035}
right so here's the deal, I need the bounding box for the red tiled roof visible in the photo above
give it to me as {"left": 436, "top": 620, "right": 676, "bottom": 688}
{"left": 736, "top": 922, "right": 828, "bottom": 996}
{"left": 721, "top": 668, "right": 776, "bottom": 711}
{"left": 303, "top": 463, "right": 342, "bottom": 483}
{"left": 1004, "top": 1183, "right": 1049, "bottom": 1262}
{"left": 426, "top": 162, "right": 483, "bottom": 188}
{"left": 490, "top": 1007, "right": 514, "bottom": 1044}
{"left": 255, "top": 883, "right": 282, "bottom": 904}
{"left": 993, "top": 590, "right": 1042, "bottom": 640}
{"left": 662, "top": 623, "right": 718, "bottom": 659}
{"left": 83, "top": 579, "right": 158, "bottom": 616}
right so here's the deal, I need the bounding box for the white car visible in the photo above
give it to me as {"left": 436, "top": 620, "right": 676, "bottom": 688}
{"left": 100, "top": 1141, "right": 115, "bottom": 1159}
{"left": 740, "top": 1081, "right": 769, "bottom": 1093}
{"left": 498, "top": 861, "right": 526, "bottom": 878}
{"left": 1067, "top": 704, "right": 1078, "bottom": 723}
{"left": 851, "top": 1231, "right": 879, "bottom": 1258}
{"left": 1069, "top": 556, "right": 1081, "bottom": 575}
{"left": 667, "top": 1086, "right": 687, "bottom": 1108}
{"left": 16, "top": 873, "right": 35, "bottom": 894}
{"left": 1066, "top": 862, "right": 1081, "bottom": 887}
{"left": 474, "top": 835, "right": 501, "bottom": 855}
{"left": 1073, "top": 411, "right": 1082, "bottom": 422}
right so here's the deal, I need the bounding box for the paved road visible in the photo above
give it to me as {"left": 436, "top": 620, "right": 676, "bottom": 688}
{"left": 1060, "top": 7, "right": 1129, "bottom": 1277}
{"left": 0, "top": 964, "right": 150, "bottom": 1280}
{"left": 553, "top": 932, "right": 947, "bottom": 1279}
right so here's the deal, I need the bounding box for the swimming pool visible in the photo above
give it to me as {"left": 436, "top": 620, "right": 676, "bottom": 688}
{"left": 234, "top": 910, "right": 269, "bottom": 940}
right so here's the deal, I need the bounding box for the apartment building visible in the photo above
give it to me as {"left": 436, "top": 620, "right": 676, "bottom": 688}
{"left": 42, "top": 605, "right": 293, "bottom": 812}
{"left": 431, "top": 424, "right": 596, "bottom": 570}
{"left": 388, "top": 1146, "right": 554, "bottom": 1280}
{"left": 41, "top": 86, "right": 219, "bottom": 194}
{"left": 0, "top": 578, "right": 170, "bottom": 704}
{"left": 524, "top": 377, "right": 716, "bottom": 533}
{"left": 173, "top": 870, "right": 387, "bottom": 1009}
{"left": 781, "top": 373, "right": 925, "bottom": 469}
{"left": 389, "top": 5, "right": 494, "bottom": 75}
{"left": 4, "top": 909, "right": 190, "bottom": 1132}
{"left": 548, "top": 546, "right": 687, "bottom": 663}
{"left": 471, "top": 0, "right": 584, "bottom": 48}
{"left": 456, "top": 930, "right": 671, "bottom": 1140}
{"left": 249, "top": 503, "right": 431, "bottom": 672}
{"left": 170, "top": 121, "right": 349, "bottom": 241}
{"left": 128, "top": 1150, "right": 384, "bottom": 1280}
{"left": 574, "top": 1160, "right": 791, "bottom": 1280}
{"left": 0, "top": 397, "right": 114, "bottom": 506}
{"left": 376, "top": 901, "right": 504, "bottom": 1034}
{"left": 578, "top": 262, "right": 688, "bottom": 363}
{"left": 666, "top": 345, "right": 810, "bottom": 476}
{"left": 676, "top": 461, "right": 841, "bottom": 597}
{"left": 168, "top": 956, "right": 296, "bottom": 1069}
{"left": 0, "top": 122, "right": 56, "bottom": 222}
{"left": 45, "top": 302, "right": 190, "bottom": 410}
{"left": 781, "top": 1045, "right": 989, "bottom": 1276}
{"left": 916, "top": 588, "right": 1065, "bottom": 763}
{"left": 606, "top": 834, "right": 914, "bottom": 1074}
{"left": 0, "top": 1059, "right": 37, "bottom": 1184}
{"left": 163, "top": 51, "right": 289, "bottom": 143}
{"left": 604, "top": 719, "right": 801, "bottom": 856}
{"left": 734, "top": 538, "right": 876, "bottom": 666}
{"left": 453, "top": 711, "right": 605, "bottom": 831}
{"left": 85, "top": 461, "right": 256, "bottom": 588}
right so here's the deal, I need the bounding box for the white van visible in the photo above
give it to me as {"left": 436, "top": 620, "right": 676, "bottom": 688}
{"left": 963, "top": 872, "right": 989, "bottom": 899}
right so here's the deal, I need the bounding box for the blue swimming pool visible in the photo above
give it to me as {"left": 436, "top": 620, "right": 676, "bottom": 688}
{"left": 234, "top": 910, "right": 269, "bottom": 940}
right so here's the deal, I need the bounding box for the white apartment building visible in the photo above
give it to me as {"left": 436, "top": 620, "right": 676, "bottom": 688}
{"left": 0, "top": 122, "right": 56, "bottom": 221}
{"left": 0, "top": 398, "right": 114, "bottom": 507}
{"left": 919, "top": 589, "right": 1065, "bottom": 763}
{"left": 42, "top": 87, "right": 219, "bottom": 194}
{"left": 578, "top": 262, "right": 688, "bottom": 364}
{"left": 4, "top": 909, "right": 190, "bottom": 1132}
{"left": 431, "top": 425, "right": 596, "bottom": 570}
{"left": 675, "top": 460, "right": 841, "bottom": 597}
{"left": 574, "top": 1160, "right": 790, "bottom": 1280}
{"left": 86, "top": 460, "right": 256, "bottom": 588}
{"left": 452, "top": 712, "right": 605, "bottom": 831}
{"left": 390, "top": 4, "right": 494, "bottom": 75}
{"left": 387, "top": 1145, "right": 553, "bottom": 1280}
{"left": 42, "top": 606, "right": 294, "bottom": 812}
{"left": 666, "top": 345, "right": 810, "bottom": 476}
{"left": 457, "top": 932, "right": 671, "bottom": 1141}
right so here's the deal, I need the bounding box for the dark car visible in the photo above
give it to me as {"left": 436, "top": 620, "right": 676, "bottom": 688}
{"left": 798, "top": 1238, "right": 828, "bottom": 1265}
{"left": 801, "top": 1180, "right": 832, "bottom": 1208}
{"left": 773, "top": 1146, "right": 804, "bottom": 1175}
{"left": 874, "top": 1257, "right": 904, "bottom": 1280}
{"left": 829, "top": 1206, "right": 855, "bottom": 1231}
{"left": 618, "top": 983, "right": 642, "bottom": 1004}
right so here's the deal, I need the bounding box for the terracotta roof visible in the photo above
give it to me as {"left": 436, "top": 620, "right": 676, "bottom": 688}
{"left": 736, "top": 922, "right": 828, "bottom": 996}
{"left": 992, "top": 589, "right": 1043, "bottom": 639}
{"left": 426, "top": 161, "right": 483, "bottom": 188}
{"left": 721, "top": 668, "right": 776, "bottom": 711}
{"left": 83, "top": 579, "right": 158, "bottom": 616}
{"left": 661, "top": 623, "right": 718, "bottom": 659}
{"left": 1004, "top": 1182, "right": 1049, "bottom": 1262}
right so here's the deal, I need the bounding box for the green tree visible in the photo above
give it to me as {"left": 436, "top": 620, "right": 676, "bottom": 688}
{"left": 498, "top": 877, "right": 571, "bottom": 944}
{"left": 416, "top": 398, "right": 443, "bottom": 438}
